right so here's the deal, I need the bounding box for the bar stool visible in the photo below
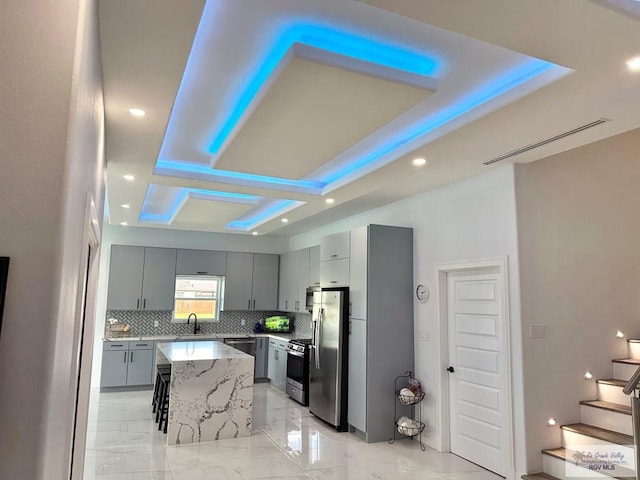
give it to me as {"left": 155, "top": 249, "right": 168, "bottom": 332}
{"left": 152, "top": 364, "right": 171, "bottom": 414}
{"left": 156, "top": 372, "right": 171, "bottom": 433}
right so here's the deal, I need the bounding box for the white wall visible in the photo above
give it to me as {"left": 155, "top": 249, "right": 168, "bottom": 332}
{"left": 290, "top": 165, "right": 526, "bottom": 476}
{"left": 515, "top": 128, "right": 640, "bottom": 473}
{"left": 0, "top": 0, "right": 105, "bottom": 479}
{"left": 90, "top": 224, "right": 289, "bottom": 387}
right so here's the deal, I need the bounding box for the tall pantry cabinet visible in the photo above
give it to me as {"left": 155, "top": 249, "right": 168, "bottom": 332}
{"left": 347, "top": 224, "right": 414, "bottom": 443}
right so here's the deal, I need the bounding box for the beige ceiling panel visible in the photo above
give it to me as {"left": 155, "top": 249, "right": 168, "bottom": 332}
{"left": 171, "top": 199, "right": 255, "bottom": 230}
{"left": 214, "top": 57, "right": 433, "bottom": 180}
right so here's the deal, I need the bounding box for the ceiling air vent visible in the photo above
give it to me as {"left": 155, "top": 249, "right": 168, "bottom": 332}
{"left": 483, "top": 118, "right": 609, "bottom": 166}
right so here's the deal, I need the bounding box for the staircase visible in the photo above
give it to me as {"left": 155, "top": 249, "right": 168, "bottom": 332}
{"left": 526, "top": 339, "right": 640, "bottom": 480}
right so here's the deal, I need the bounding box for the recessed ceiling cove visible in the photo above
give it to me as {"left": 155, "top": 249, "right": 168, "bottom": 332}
{"left": 213, "top": 55, "right": 435, "bottom": 180}
{"left": 100, "top": 0, "right": 573, "bottom": 234}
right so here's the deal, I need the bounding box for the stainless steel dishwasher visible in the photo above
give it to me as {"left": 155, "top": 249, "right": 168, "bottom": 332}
{"left": 223, "top": 337, "right": 256, "bottom": 356}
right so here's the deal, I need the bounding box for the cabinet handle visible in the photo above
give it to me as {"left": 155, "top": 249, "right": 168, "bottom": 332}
{"left": 248, "top": 299, "right": 251, "bottom": 309}
{"left": 143, "top": 298, "right": 146, "bottom": 309}
{"left": 123, "top": 351, "right": 127, "bottom": 363}
{"left": 330, "top": 281, "right": 338, "bottom": 284}
{"left": 253, "top": 299, "right": 255, "bottom": 309}
{"left": 111, "top": 344, "right": 123, "bottom": 347}
{"left": 130, "top": 351, "right": 134, "bottom": 362}
{"left": 136, "top": 299, "right": 140, "bottom": 309}
{"left": 285, "top": 300, "right": 288, "bottom": 310}
{"left": 197, "top": 271, "right": 207, "bottom": 274}
{"left": 330, "top": 254, "right": 338, "bottom": 258}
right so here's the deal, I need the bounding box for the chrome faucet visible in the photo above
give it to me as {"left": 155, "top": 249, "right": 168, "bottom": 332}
{"left": 187, "top": 313, "right": 200, "bottom": 335}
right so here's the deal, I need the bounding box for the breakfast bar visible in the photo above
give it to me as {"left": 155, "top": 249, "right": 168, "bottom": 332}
{"left": 156, "top": 341, "right": 254, "bottom": 445}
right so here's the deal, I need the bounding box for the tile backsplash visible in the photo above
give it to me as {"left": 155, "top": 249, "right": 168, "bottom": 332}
{"left": 105, "top": 309, "right": 313, "bottom": 338}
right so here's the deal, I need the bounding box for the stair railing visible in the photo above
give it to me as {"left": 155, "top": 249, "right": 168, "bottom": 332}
{"left": 623, "top": 367, "right": 640, "bottom": 480}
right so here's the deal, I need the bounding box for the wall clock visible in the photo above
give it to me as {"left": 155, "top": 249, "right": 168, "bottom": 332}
{"left": 416, "top": 284, "right": 429, "bottom": 303}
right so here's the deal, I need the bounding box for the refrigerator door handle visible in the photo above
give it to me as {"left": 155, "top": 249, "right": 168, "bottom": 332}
{"left": 315, "top": 308, "right": 324, "bottom": 369}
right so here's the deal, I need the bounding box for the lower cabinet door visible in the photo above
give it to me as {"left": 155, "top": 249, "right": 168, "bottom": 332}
{"left": 255, "top": 338, "right": 268, "bottom": 379}
{"left": 276, "top": 348, "right": 287, "bottom": 390}
{"left": 126, "top": 348, "right": 154, "bottom": 386}
{"left": 101, "top": 350, "right": 129, "bottom": 387}
{"left": 267, "top": 343, "right": 277, "bottom": 383}
{"left": 348, "top": 318, "right": 367, "bottom": 432}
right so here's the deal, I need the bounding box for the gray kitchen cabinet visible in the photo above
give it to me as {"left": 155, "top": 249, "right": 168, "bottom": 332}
{"left": 348, "top": 318, "right": 367, "bottom": 432}
{"left": 225, "top": 253, "right": 279, "bottom": 310}
{"left": 320, "top": 231, "right": 350, "bottom": 261}
{"left": 255, "top": 337, "right": 269, "bottom": 380}
{"left": 107, "top": 246, "right": 176, "bottom": 311}
{"left": 279, "top": 248, "right": 309, "bottom": 312}
{"left": 251, "top": 254, "right": 279, "bottom": 310}
{"left": 175, "top": 249, "right": 227, "bottom": 275}
{"left": 101, "top": 342, "right": 129, "bottom": 387}
{"left": 346, "top": 225, "right": 414, "bottom": 443}
{"left": 101, "top": 341, "right": 155, "bottom": 388}
{"left": 308, "top": 245, "right": 321, "bottom": 287}
{"left": 107, "top": 246, "right": 145, "bottom": 310}
{"left": 225, "top": 252, "right": 254, "bottom": 310}
{"left": 267, "top": 339, "right": 287, "bottom": 390}
{"left": 126, "top": 347, "right": 154, "bottom": 385}
{"left": 319, "top": 258, "right": 349, "bottom": 287}
{"left": 141, "top": 248, "right": 177, "bottom": 310}
{"left": 278, "top": 252, "right": 292, "bottom": 311}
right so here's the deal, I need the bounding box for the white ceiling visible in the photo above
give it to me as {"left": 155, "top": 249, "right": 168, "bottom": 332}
{"left": 99, "top": 0, "right": 640, "bottom": 237}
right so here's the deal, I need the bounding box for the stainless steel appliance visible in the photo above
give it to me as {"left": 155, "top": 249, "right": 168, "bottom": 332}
{"left": 223, "top": 338, "right": 256, "bottom": 356}
{"left": 309, "top": 287, "right": 349, "bottom": 431}
{"left": 286, "top": 338, "right": 312, "bottom": 405}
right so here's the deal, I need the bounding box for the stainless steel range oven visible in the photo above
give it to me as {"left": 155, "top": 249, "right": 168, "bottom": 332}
{"left": 286, "top": 338, "right": 312, "bottom": 405}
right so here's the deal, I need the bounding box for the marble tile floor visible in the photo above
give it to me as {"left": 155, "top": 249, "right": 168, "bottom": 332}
{"left": 83, "top": 384, "right": 503, "bottom": 480}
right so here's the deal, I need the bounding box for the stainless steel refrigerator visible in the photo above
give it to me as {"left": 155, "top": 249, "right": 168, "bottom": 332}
{"left": 309, "top": 287, "right": 349, "bottom": 431}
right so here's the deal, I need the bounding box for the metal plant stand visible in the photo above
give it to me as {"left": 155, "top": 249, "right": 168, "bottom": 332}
{"left": 388, "top": 370, "right": 425, "bottom": 451}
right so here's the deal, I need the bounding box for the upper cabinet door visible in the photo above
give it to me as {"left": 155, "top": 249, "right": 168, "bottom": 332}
{"left": 141, "top": 248, "right": 176, "bottom": 311}
{"left": 278, "top": 252, "right": 292, "bottom": 311}
{"left": 176, "top": 249, "right": 227, "bottom": 275}
{"left": 107, "top": 246, "right": 144, "bottom": 310}
{"left": 308, "top": 245, "right": 321, "bottom": 288}
{"left": 224, "top": 252, "right": 254, "bottom": 310}
{"left": 320, "top": 231, "right": 350, "bottom": 261}
{"left": 349, "top": 226, "right": 368, "bottom": 319}
{"left": 251, "top": 254, "right": 279, "bottom": 310}
{"left": 292, "top": 248, "right": 309, "bottom": 310}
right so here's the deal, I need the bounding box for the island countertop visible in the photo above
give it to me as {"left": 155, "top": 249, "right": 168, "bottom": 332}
{"left": 156, "top": 340, "right": 251, "bottom": 363}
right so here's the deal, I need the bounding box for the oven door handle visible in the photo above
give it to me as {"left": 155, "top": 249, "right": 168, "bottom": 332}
{"left": 287, "top": 350, "right": 305, "bottom": 358}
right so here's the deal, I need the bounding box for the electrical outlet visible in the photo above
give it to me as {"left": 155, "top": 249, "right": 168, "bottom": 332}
{"left": 241, "top": 318, "right": 246, "bottom": 326}
{"left": 530, "top": 324, "right": 546, "bottom": 339}
{"left": 154, "top": 320, "right": 159, "bottom": 328}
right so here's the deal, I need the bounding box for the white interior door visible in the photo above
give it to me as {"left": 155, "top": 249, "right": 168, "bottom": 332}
{"left": 447, "top": 268, "right": 506, "bottom": 476}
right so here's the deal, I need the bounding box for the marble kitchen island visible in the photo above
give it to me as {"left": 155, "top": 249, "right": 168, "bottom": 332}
{"left": 156, "top": 341, "right": 254, "bottom": 445}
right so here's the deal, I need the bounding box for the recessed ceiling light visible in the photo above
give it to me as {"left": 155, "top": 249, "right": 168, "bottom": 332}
{"left": 325, "top": 198, "right": 335, "bottom": 204}
{"left": 120, "top": 222, "right": 128, "bottom": 226}
{"left": 627, "top": 56, "right": 640, "bottom": 72}
{"left": 121, "top": 204, "right": 130, "bottom": 209}
{"left": 412, "top": 157, "right": 427, "bottom": 167}
{"left": 281, "top": 218, "right": 289, "bottom": 223}
{"left": 547, "top": 418, "right": 556, "bottom": 426}
{"left": 128, "top": 108, "right": 146, "bottom": 117}
{"left": 252, "top": 231, "right": 258, "bottom": 236}
{"left": 123, "top": 174, "right": 135, "bottom": 181}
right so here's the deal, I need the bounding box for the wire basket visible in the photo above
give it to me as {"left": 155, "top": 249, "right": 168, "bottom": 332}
{"left": 396, "top": 419, "right": 425, "bottom": 437}
{"left": 395, "top": 389, "right": 425, "bottom": 406}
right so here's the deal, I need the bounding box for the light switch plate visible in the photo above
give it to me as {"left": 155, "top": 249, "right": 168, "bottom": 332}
{"left": 241, "top": 318, "right": 246, "bottom": 326}
{"left": 153, "top": 320, "right": 159, "bottom": 328}
{"left": 530, "top": 324, "right": 546, "bottom": 339}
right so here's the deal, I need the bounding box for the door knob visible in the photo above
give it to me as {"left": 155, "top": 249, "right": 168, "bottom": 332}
{"left": 447, "top": 366, "right": 455, "bottom": 373}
